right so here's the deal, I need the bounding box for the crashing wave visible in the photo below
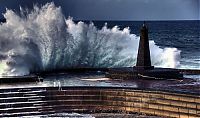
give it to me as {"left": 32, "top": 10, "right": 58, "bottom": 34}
{"left": 0, "top": 3, "right": 181, "bottom": 76}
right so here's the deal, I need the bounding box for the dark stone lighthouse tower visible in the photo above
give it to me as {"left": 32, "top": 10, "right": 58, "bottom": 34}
{"left": 136, "top": 22, "right": 154, "bottom": 70}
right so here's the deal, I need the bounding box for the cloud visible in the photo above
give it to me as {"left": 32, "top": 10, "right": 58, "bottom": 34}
{"left": 0, "top": 0, "right": 198, "bottom": 20}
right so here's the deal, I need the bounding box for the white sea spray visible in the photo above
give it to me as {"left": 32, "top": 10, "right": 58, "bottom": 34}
{"left": 0, "top": 3, "right": 181, "bottom": 76}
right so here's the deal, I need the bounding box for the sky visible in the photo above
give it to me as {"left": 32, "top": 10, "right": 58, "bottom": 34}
{"left": 0, "top": 0, "right": 199, "bottom": 20}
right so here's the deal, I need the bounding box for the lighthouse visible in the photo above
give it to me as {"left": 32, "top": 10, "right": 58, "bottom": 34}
{"left": 135, "top": 22, "right": 154, "bottom": 70}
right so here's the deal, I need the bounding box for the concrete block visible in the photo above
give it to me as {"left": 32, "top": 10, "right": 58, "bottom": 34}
{"left": 162, "top": 111, "right": 171, "bottom": 117}
{"left": 134, "top": 92, "right": 148, "bottom": 97}
{"left": 197, "top": 104, "right": 200, "bottom": 110}
{"left": 125, "top": 107, "right": 140, "bottom": 112}
{"left": 154, "top": 110, "right": 164, "bottom": 116}
{"left": 139, "top": 108, "right": 147, "bottom": 113}
{"left": 188, "top": 115, "right": 199, "bottom": 118}
{"left": 105, "top": 100, "right": 123, "bottom": 106}
{"left": 179, "top": 107, "right": 189, "bottom": 114}
{"left": 189, "top": 109, "right": 197, "bottom": 115}
{"left": 140, "top": 108, "right": 155, "bottom": 115}
{"left": 158, "top": 104, "right": 164, "bottom": 110}
{"left": 141, "top": 97, "right": 150, "bottom": 102}
{"left": 115, "top": 101, "right": 126, "bottom": 106}
{"left": 132, "top": 102, "right": 148, "bottom": 108}
{"left": 171, "top": 100, "right": 187, "bottom": 107}
{"left": 126, "top": 91, "right": 135, "bottom": 96}
{"left": 143, "top": 102, "right": 149, "bottom": 108}
{"left": 101, "top": 95, "right": 125, "bottom": 101}
{"left": 112, "top": 106, "right": 126, "bottom": 111}
{"left": 156, "top": 99, "right": 171, "bottom": 105}
{"left": 149, "top": 93, "right": 165, "bottom": 99}
{"left": 195, "top": 98, "right": 200, "bottom": 103}
{"left": 187, "top": 103, "right": 197, "bottom": 109}
{"left": 169, "top": 112, "right": 180, "bottom": 118}
{"left": 180, "top": 97, "right": 195, "bottom": 103}
{"left": 179, "top": 114, "right": 189, "bottom": 118}
{"left": 125, "top": 101, "right": 134, "bottom": 107}
{"left": 126, "top": 96, "right": 141, "bottom": 102}
{"left": 164, "top": 94, "right": 180, "bottom": 101}
{"left": 196, "top": 110, "right": 200, "bottom": 115}
{"left": 163, "top": 105, "right": 179, "bottom": 112}
{"left": 148, "top": 104, "right": 159, "bottom": 109}
{"left": 112, "top": 96, "right": 126, "bottom": 101}
{"left": 134, "top": 102, "right": 142, "bottom": 107}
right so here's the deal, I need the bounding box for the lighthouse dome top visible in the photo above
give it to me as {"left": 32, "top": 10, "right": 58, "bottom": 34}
{"left": 142, "top": 21, "right": 148, "bottom": 29}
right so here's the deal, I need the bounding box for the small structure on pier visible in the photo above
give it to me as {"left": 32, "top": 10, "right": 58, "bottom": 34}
{"left": 107, "top": 23, "right": 183, "bottom": 79}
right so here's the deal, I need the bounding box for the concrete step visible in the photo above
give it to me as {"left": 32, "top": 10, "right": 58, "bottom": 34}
{"left": 0, "top": 110, "right": 56, "bottom": 117}
{"left": 0, "top": 90, "right": 46, "bottom": 98}
{"left": 0, "top": 95, "right": 45, "bottom": 103}
{"left": 0, "top": 87, "right": 199, "bottom": 118}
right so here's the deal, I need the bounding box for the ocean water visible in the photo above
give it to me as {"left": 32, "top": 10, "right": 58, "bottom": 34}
{"left": 0, "top": 3, "right": 199, "bottom": 76}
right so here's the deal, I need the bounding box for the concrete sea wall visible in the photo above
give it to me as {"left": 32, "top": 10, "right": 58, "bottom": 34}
{"left": 0, "top": 87, "right": 199, "bottom": 117}
{"left": 36, "top": 68, "right": 200, "bottom": 76}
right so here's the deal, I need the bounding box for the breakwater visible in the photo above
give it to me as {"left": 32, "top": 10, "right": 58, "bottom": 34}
{"left": 0, "top": 86, "right": 199, "bottom": 117}
{"left": 178, "top": 69, "right": 200, "bottom": 75}
{"left": 36, "top": 68, "right": 200, "bottom": 76}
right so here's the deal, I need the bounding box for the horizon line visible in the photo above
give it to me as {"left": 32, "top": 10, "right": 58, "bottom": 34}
{"left": 0, "top": 18, "right": 199, "bottom": 22}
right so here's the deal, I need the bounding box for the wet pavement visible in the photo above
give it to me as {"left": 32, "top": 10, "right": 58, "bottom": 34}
{"left": 0, "top": 72, "right": 199, "bottom": 95}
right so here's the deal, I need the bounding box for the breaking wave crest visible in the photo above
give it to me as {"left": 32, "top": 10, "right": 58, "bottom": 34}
{"left": 0, "top": 3, "right": 181, "bottom": 76}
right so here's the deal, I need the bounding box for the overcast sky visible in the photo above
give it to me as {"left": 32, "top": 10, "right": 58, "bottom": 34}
{"left": 0, "top": 0, "right": 199, "bottom": 20}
